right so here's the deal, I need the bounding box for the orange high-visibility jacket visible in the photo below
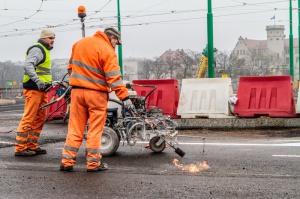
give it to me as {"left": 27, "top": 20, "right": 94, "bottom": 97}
{"left": 68, "top": 31, "right": 129, "bottom": 100}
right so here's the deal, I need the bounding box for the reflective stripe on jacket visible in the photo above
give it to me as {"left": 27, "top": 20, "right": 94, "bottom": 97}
{"left": 68, "top": 30, "right": 129, "bottom": 100}
{"left": 23, "top": 42, "right": 52, "bottom": 83}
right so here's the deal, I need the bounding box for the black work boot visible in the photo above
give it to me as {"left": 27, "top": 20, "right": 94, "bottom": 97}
{"left": 59, "top": 165, "right": 73, "bottom": 172}
{"left": 29, "top": 147, "right": 47, "bottom": 155}
{"left": 87, "top": 162, "right": 108, "bottom": 172}
{"left": 15, "top": 149, "right": 36, "bottom": 156}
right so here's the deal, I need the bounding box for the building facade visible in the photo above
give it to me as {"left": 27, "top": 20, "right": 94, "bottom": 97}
{"left": 233, "top": 25, "right": 299, "bottom": 80}
{"left": 123, "top": 58, "right": 140, "bottom": 81}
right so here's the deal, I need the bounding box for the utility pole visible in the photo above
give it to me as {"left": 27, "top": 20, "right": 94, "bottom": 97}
{"left": 207, "top": 0, "right": 215, "bottom": 78}
{"left": 117, "top": 0, "right": 123, "bottom": 78}
{"left": 289, "top": 0, "right": 294, "bottom": 81}
{"left": 298, "top": 0, "right": 300, "bottom": 80}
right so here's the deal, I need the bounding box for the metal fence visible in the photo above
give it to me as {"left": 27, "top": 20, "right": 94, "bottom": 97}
{"left": 0, "top": 87, "right": 23, "bottom": 99}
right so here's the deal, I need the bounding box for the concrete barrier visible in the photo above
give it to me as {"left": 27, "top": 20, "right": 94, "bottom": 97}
{"left": 132, "top": 79, "right": 180, "bottom": 118}
{"left": 234, "top": 76, "right": 296, "bottom": 118}
{"left": 296, "top": 86, "right": 300, "bottom": 114}
{"left": 177, "top": 78, "right": 235, "bottom": 118}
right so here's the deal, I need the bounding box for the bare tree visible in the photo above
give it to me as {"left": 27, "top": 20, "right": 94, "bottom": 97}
{"left": 152, "top": 58, "right": 166, "bottom": 79}
{"left": 137, "top": 58, "right": 153, "bottom": 79}
{"left": 243, "top": 49, "right": 282, "bottom": 76}
{"left": 215, "top": 50, "right": 230, "bottom": 71}
{"left": 0, "top": 61, "right": 23, "bottom": 88}
{"left": 160, "top": 50, "right": 179, "bottom": 79}
{"left": 226, "top": 53, "right": 246, "bottom": 91}
{"left": 175, "top": 49, "right": 200, "bottom": 79}
{"left": 227, "top": 49, "right": 284, "bottom": 92}
{"left": 227, "top": 53, "right": 243, "bottom": 78}
{"left": 165, "top": 57, "right": 177, "bottom": 78}
{"left": 51, "top": 59, "right": 68, "bottom": 81}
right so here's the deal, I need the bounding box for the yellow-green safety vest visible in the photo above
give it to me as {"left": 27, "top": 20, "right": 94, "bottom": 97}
{"left": 23, "top": 42, "right": 52, "bottom": 83}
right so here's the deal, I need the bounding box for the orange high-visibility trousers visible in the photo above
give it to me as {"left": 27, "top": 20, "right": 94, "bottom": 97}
{"left": 61, "top": 88, "right": 108, "bottom": 170}
{"left": 15, "top": 89, "right": 48, "bottom": 152}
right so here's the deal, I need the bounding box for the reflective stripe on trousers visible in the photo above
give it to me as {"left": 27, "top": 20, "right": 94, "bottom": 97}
{"left": 15, "top": 89, "right": 47, "bottom": 152}
{"left": 61, "top": 88, "right": 108, "bottom": 169}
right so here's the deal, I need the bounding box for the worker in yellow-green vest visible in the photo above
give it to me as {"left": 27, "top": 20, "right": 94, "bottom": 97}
{"left": 15, "top": 28, "right": 55, "bottom": 156}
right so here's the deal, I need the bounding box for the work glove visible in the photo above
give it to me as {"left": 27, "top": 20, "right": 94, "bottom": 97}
{"left": 36, "top": 80, "right": 46, "bottom": 91}
{"left": 123, "top": 98, "right": 134, "bottom": 110}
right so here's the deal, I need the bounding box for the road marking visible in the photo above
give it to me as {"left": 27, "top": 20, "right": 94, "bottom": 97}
{"left": 118, "top": 141, "right": 300, "bottom": 147}
{"left": 0, "top": 141, "right": 14, "bottom": 144}
{"left": 178, "top": 142, "right": 300, "bottom": 147}
{"left": 272, "top": 155, "right": 300, "bottom": 158}
{"left": 3, "top": 141, "right": 300, "bottom": 148}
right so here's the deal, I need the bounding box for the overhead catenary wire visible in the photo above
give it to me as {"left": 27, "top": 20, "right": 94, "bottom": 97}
{"left": 0, "top": 0, "right": 44, "bottom": 27}
{"left": 87, "top": 0, "right": 111, "bottom": 17}
{"left": 229, "top": 0, "right": 290, "bottom": 9}
{"left": 0, "top": 9, "right": 273, "bottom": 36}
{"left": 126, "top": 0, "right": 172, "bottom": 17}
{"left": 0, "top": 0, "right": 114, "bottom": 37}
{"left": 0, "top": 0, "right": 293, "bottom": 38}
{"left": 83, "top": 8, "right": 290, "bottom": 28}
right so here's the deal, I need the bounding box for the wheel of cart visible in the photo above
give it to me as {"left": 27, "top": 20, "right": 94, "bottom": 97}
{"left": 100, "top": 126, "right": 120, "bottom": 157}
{"left": 149, "top": 136, "right": 166, "bottom": 153}
{"left": 148, "top": 117, "right": 178, "bottom": 153}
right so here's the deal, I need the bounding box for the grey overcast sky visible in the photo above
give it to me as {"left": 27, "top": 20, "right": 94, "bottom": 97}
{"left": 0, "top": 0, "right": 298, "bottom": 62}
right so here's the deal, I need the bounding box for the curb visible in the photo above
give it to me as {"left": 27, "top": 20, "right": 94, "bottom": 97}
{"left": 174, "top": 118, "right": 300, "bottom": 130}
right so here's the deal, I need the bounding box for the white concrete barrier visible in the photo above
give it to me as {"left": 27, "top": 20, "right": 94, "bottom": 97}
{"left": 177, "top": 78, "right": 235, "bottom": 118}
{"left": 296, "top": 86, "right": 300, "bottom": 114}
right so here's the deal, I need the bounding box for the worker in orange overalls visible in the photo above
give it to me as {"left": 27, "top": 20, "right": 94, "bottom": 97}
{"left": 60, "top": 27, "right": 133, "bottom": 172}
{"left": 15, "top": 28, "right": 55, "bottom": 156}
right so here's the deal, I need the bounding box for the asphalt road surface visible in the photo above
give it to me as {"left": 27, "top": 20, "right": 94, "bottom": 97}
{"left": 0, "top": 109, "right": 299, "bottom": 198}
